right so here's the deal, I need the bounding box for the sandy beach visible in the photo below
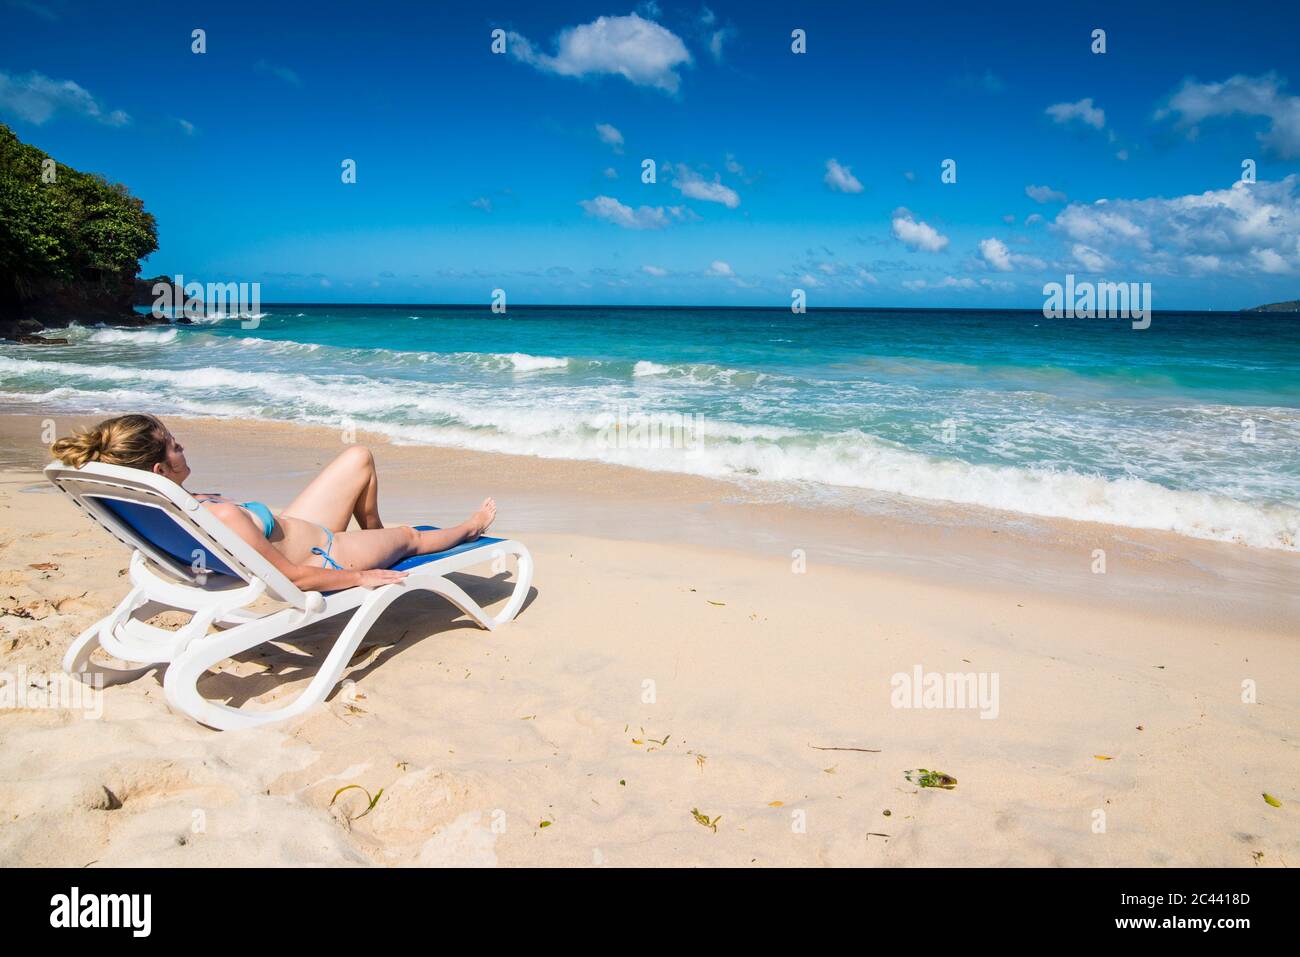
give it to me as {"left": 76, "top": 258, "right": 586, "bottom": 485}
{"left": 0, "top": 411, "right": 1296, "bottom": 867}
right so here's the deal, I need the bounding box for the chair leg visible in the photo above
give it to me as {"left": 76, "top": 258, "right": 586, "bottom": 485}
{"left": 161, "top": 603, "right": 327, "bottom": 731}
{"left": 420, "top": 575, "right": 495, "bottom": 630}
{"left": 160, "top": 556, "right": 533, "bottom": 731}
{"left": 62, "top": 620, "right": 158, "bottom": 687}
{"left": 488, "top": 545, "right": 533, "bottom": 628}
{"left": 162, "top": 586, "right": 409, "bottom": 730}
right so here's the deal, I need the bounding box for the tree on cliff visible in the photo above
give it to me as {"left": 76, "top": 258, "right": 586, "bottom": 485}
{"left": 0, "top": 123, "right": 157, "bottom": 325}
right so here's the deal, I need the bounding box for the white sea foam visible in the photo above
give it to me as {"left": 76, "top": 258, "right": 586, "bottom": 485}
{"left": 87, "top": 328, "right": 179, "bottom": 345}
{"left": 2, "top": 352, "right": 1296, "bottom": 551}
{"left": 631, "top": 358, "right": 768, "bottom": 387}
{"left": 500, "top": 352, "right": 569, "bottom": 372}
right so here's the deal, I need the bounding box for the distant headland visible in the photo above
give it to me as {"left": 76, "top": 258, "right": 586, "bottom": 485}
{"left": 0, "top": 124, "right": 166, "bottom": 343}
{"left": 1244, "top": 299, "right": 1300, "bottom": 313}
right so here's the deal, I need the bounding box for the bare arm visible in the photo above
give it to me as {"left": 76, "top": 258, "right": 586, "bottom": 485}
{"left": 205, "top": 503, "right": 405, "bottom": 591}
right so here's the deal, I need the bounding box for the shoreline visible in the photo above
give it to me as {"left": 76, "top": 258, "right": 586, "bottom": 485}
{"left": 5, "top": 308, "right": 1298, "bottom": 555}
{"left": 4, "top": 411, "right": 1297, "bottom": 630}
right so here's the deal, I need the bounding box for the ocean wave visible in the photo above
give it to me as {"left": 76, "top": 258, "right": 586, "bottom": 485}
{"left": 630, "top": 358, "right": 768, "bottom": 387}
{"left": 323, "top": 414, "right": 1300, "bottom": 551}
{"left": 87, "top": 327, "right": 179, "bottom": 345}
{"left": 1, "top": 353, "right": 1296, "bottom": 551}
{"left": 492, "top": 352, "right": 569, "bottom": 372}
{"left": 90, "top": 329, "right": 783, "bottom": 390}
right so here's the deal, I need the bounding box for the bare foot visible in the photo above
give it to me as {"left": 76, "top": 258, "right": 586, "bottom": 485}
{"left": 465, "top": 497, "right": 497, "bottom": 540}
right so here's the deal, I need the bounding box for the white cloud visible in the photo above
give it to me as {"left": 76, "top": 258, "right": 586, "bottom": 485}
{"left": 1026, "top": 184, "right": 1068, "bottom": 204}
{"left": 0, "top": 70, "right": 130, "bottom": 126}
{"left": 824, "top": 158, "right": 864, "bottom": 194}
{"left": 1254, "top": 248, "right": 1291, "bottom": 273}
{"left": 603, "top": 166, "right": 618, "bottom": 179}
{"left": 508, "top": 14, "right": 692, "bottom": 94}
{"left": 175, "top": 118, "right": 195, "bottom": 135}
{"left": 255, "top": 60, "right": 302, "bottom": 87}
{"left": 470, "top": 196, "right": 493, "bottom": 212}
{"left": 1045, "top": 97, "right": 1105, "bottom": 130}
{"left": 891, "top": 209, "right": 949, "bottom": 252}
{"left": 978, "top": 238, "right": 1014, "bottom": 271}
{"left": 596, "top": 122, "right": 624, "bottom": 152}
{"left": 642, "top": 265, "right": 668, "bottom": 276}
{"left": 579, "top": 195, "right": 685, "bottom": 229}
{"left": 708, "top": 27, "right": 736, "bottom": 62}
{"left": 1051, "top": 176, "right": 1300, "bottom": 275}
{"left": 672, "top": 164, "right": 740, "bottom": 207}
{"left": 1025, "top": 213, "right": 1044, "bottom": 226}
{"left": 1071, "top": 244, "right": 1110, "bottom": 272}
{"left": 979, "top": 237, "right": 1046, "bottom": 272}
{"left": 905, "top": 277, "right": 974, "bottom": 290}
{"left": 1056, "top": 204, "right": 1148, "bottom": 248}
{"left": 706, "top": 260, "right": 733, "bottom": 277}
{"left": 1156, "top": 73, "right": 1300, "bottom": 158}
{"left": 904, "top": 276, "right": 1010, "bottom": 292}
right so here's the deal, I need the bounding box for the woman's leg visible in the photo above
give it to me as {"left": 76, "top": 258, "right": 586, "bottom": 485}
{"left": 282, "top": 445, "right": 384, "bottom": 532}
{"left": 331, "top": 500, "right": 497, "bottom": 569}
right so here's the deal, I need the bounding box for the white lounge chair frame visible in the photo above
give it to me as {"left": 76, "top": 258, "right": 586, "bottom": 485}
{"left": 44, "top": 461, "right": 533, "bottom": 731}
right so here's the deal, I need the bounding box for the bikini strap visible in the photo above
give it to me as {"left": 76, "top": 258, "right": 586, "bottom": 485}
{"left": 311, "top": 526, "right": 345, "bottom": 570}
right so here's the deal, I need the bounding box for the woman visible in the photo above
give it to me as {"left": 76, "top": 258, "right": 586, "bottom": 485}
{"left": 50, "top": 414, "right": 497, "bottom": 592}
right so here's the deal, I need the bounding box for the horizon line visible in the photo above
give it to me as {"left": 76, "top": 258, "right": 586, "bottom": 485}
{"left": 160, "top": 301, "right": 1282, "bottom": 315}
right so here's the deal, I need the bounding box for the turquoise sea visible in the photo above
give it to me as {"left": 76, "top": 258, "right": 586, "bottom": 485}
{"left": 2, "top": 306, "right": 1298, "bottom": 550}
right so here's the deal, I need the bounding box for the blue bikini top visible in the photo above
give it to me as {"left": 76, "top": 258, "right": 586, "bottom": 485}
{"left": 239, "top": 501, "right": 276, "bottom": 538}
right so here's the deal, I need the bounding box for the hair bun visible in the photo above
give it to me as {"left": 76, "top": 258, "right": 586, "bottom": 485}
{"left": 50, "top": 414, "right": 168, "bottom": 471}
{"left": 51, "top": 427, "right": 104, "bottom": 468}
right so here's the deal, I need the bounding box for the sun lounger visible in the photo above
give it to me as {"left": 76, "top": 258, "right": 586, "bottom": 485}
{"left": 44, "top": 461, "right": 533, "bottom": 730}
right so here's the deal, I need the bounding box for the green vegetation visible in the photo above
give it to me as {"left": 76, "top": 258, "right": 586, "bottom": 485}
{"left": 904, "top": 768, "right": 958, "bottom": 790}
{"left": 0, "top": 123, "right": 158, "bottom": 336}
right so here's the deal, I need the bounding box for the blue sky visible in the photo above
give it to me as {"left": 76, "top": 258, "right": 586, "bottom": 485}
{"left": 2, "top": 0, "right": 1299, "bottom": 308}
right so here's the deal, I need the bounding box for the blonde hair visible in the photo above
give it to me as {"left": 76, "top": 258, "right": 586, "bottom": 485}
{"left": 50, "top": 414, "right": 169, "bottom": 471}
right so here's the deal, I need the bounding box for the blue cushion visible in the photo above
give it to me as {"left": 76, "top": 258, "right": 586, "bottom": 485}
{"left": 97, "top": 497, "right": 239, "bottom": 577}
{"left": 92, "top": 508, "right": 497, "bottom": 581}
